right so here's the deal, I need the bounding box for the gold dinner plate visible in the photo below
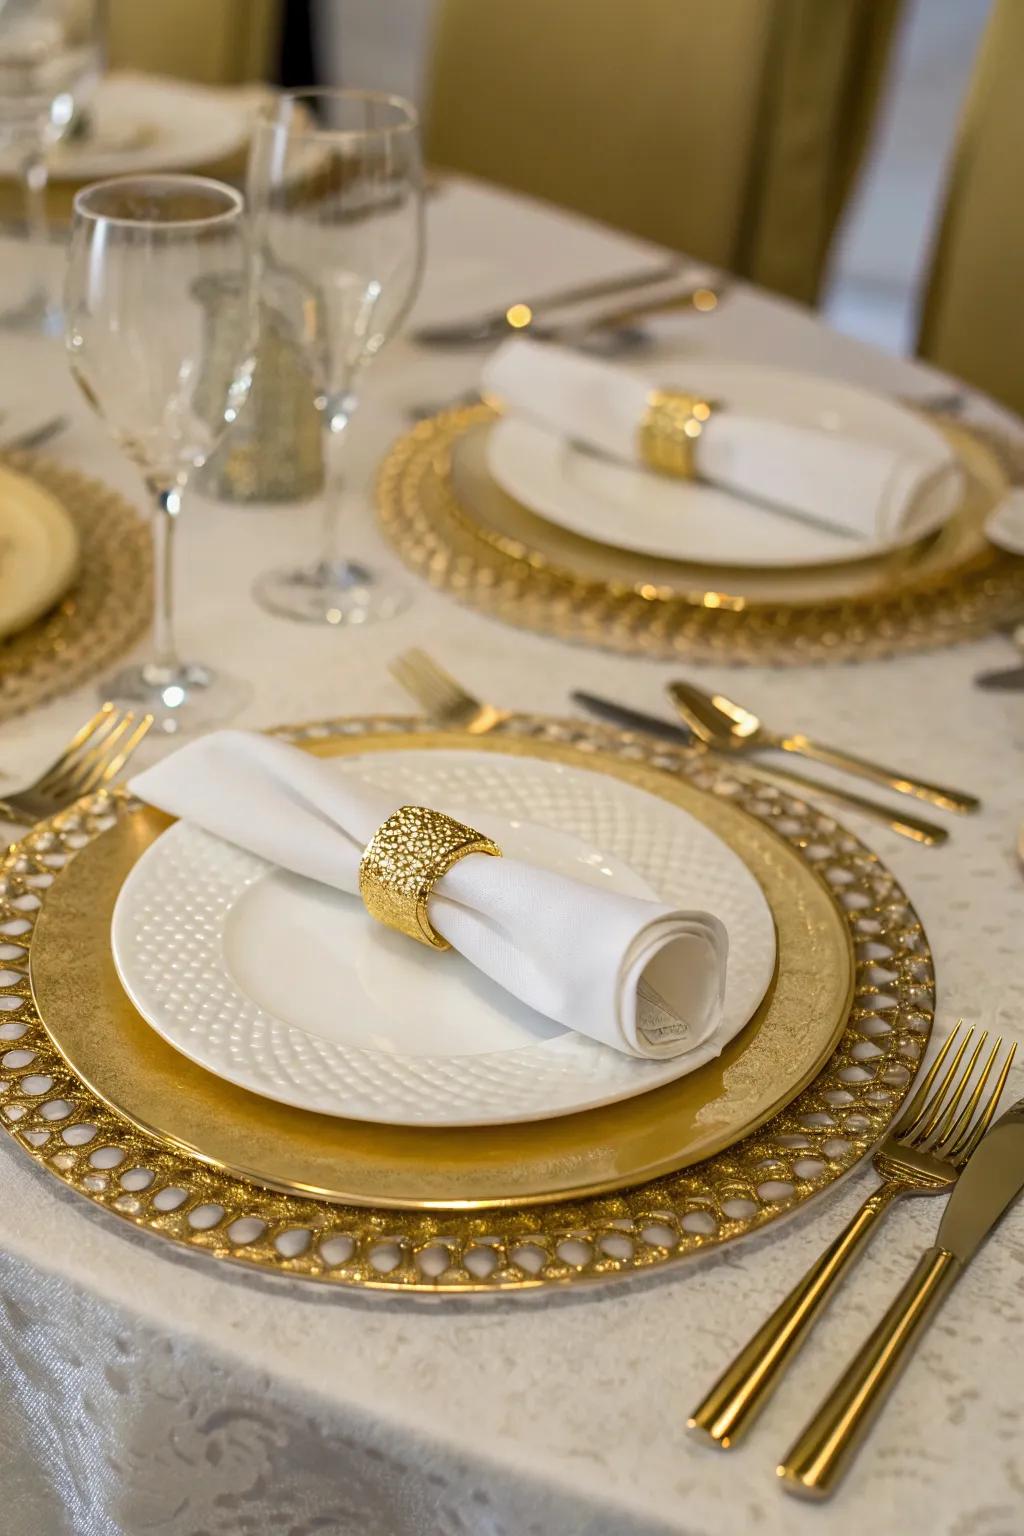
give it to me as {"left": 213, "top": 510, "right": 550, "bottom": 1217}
{"left": 30, "top": 729, "right": 854, "bottom": 1210}
{"left": 0, "top": 463, "right": 80, "bottom": 640}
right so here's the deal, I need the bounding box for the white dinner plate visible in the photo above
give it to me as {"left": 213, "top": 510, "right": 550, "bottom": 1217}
{"left": 0, "top": 73, "right": 255, "bottom": 181}
{"left": 111, "top": 748, "right": 776, "bottom": 1127}
{"left": 487, "top": 361, "right": 962, "bottom": 568}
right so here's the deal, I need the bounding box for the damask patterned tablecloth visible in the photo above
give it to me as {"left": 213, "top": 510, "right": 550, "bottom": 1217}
{"left": 0, "top": 179, "right": 1022, "bottom": 1536}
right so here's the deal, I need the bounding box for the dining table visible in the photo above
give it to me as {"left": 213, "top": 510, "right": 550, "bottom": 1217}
{"left": 1, "top": 174, "right": 1022, "bottom": 1536}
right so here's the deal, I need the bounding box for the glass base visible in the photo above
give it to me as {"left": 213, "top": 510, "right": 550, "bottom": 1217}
{"left": 253, "top": 559, "right": 410, "bottom": 626}
{"left": 0, "top": 289, "right": 62, "bottom": 336}
{"left": 99, "top": 661, "right": 252, "bottom": 737}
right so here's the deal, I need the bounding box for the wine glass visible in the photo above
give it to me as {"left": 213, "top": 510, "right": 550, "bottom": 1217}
{"left": 246, "top": 88, "right": 424, "bottom": 626}
{"left": 65, "top": 174, "right": 255, "bottom": 734}
{"left": 0, "top": 0, "right": 104, "bottom": 332}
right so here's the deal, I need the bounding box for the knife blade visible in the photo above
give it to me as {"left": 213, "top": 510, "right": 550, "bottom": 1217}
{"left": 570, "top": 691, "right": 694, "bottom": 745}
{"left": 974, "top": 665, "right": 1024, "bottom": 692}
{"left": 934, "top": 1094, "right": 1024, "bottom": 1261}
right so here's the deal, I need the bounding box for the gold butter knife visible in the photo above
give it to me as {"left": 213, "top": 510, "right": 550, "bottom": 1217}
{"left": 779, "top": 1092, "right": 1024, "bottom": 1500}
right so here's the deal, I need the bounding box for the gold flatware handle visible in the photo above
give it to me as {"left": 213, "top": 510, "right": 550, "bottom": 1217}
{"left": 688, "top": 1186, "right": 897, "bottom": 1448}
{"left": 735, "top": 759, "right": 948, "bottom": 846}
{"left": 774, "top": 733, "right": 979, "bottom": 815}
{"left": 778, "top": 1245, "right": 961, "bottom": 1500}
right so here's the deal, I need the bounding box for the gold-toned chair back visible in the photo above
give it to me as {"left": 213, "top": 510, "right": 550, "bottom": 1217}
{"left": 425, "top": 0, "right": 901, "bottom": 304}
{"left": 918, "top": 0, "right": 1024, "bottom": 416}
{"left": 106, "top": 0, "right": 281, "bottom": 84}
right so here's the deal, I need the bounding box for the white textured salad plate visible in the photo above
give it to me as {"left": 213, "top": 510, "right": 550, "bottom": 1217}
{"left": 111, "top": 748, "right": 776, "bottom": 1127}
{"left": 487, "top": 361, "right": 962, "bottom": 569}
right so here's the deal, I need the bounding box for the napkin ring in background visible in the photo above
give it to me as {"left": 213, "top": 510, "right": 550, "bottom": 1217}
{"left": 358, "top": 805, "right": 502, "bottom": 950}
{"left": 638, "top": 389, "right": 715, "bottom": 478}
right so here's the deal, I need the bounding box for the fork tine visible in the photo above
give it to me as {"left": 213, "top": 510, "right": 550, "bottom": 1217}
{"left": 906, "top": 1024, "right": 975, "bottom": 1145}
{"left": 949, "top": 1040, "right": 1017, "bottom": 1164}
{"left": 59, "top": 712, "right": 134, "bottom": 798}
{"left": 919, "top": 1031, "right": 988, "bottom": 1151}
{"left": 892, "top": 1022, "right": 967, "bottom": 1138}
{"left": 391, "top": 650, "right": 474, "bottom": 717}
{"left": 35, "top": 704, "right": 120, "bottom": 794}
{"left": 91, "top": 712, "right": 153, "bottom": 788}
{"left": 935, "top": 1035, "right": 1003, "bottom": 1159}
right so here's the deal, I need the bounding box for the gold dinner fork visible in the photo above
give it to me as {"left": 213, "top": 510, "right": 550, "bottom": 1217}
{"left": 0, "top": 703, "right": 153, "bottom": 826}
{"left": 389, "top": 649, "right": 510, "bottom": 735}
{"left": 687, "top": 1022, "right": 1016, "bottom": 1449}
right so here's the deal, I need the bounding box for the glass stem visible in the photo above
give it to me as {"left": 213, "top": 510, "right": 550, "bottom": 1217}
{"left": 20, "top": 145, "right": 50, "bottom": 316}
{"left": 319, "top": 394, "right": 357, "bottom": 574}
{"left": 148, "top": 487, "right": 183, "bottom": 680}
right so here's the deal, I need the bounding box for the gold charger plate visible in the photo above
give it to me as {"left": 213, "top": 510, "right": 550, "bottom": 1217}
{"left": 0, "top": 452, "right": 151, "bottom": 722}
{"left": 0, "top": 461, "right": 80, "bottom": 640}
{"left": 377, "top": 406, "right": 1024, "bottom": 663}
{"left": 29, "top": 727, "right": 852, "bottom": 1209}
{"left": 0, "top": 715, "right": 933, "bottom": 1293}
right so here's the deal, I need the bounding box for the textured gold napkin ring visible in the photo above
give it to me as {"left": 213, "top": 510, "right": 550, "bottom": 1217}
{"left": 638, "top": 389, "right": 715, "bottom": 478}
{"left": 358, "top": 805, "right": 502, "bottom": 950}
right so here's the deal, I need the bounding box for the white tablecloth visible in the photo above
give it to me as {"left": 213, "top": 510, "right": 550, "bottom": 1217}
{"left": 1, "top": 178, "right": 1022, "bottom": 1536}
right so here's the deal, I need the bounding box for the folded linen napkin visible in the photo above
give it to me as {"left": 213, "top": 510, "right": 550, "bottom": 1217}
{"left": 482, "top": 337, "right": 948, "bottom": 543}
{"left": 129, "top": 731, "right": 729, "bottom": 1061}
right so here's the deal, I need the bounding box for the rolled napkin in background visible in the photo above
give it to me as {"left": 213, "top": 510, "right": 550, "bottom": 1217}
{"left": 130, "top": 731, "right": 729, "bottom": 1061}
{"left": 482, "top": 337, "right": 951, "bottom": 544}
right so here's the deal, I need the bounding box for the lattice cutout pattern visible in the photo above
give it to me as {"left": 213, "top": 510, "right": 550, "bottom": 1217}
{"left": 0, "top": 715, "right": 935, "bottom": 1294}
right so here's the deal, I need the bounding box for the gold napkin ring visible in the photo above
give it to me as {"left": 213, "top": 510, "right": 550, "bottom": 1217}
{"left": 638, "top": 389, "right": 715, "bottom": 478}
{"left": 358, "top": 805, "right": 502, "bottom": 950}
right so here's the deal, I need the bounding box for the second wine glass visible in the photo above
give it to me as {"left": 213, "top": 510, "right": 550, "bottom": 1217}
{"left": 246, "top": 88, "right": 425, "bottom": 625}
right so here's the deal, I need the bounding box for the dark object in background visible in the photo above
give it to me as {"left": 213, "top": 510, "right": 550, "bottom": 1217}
{"left": 276, "top": 0, "right": 318, "bottom": 88}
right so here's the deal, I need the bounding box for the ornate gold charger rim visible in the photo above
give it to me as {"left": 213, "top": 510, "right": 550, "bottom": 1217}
{"left": 375, "top": 404, "right": 1024, "bottom": 663}
{"left": 0, "top": 714, "right": 934, "bottom": 1294}
{"left": 0, "top": 451, "right": 152, "bottom": 722}
{"left": 25, "top": 726, "right": 854, "bottom": 1209}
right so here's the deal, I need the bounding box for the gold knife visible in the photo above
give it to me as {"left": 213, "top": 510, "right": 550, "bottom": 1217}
{"left": 778, "top": 1095, "right": 1024, "bottom": 1500}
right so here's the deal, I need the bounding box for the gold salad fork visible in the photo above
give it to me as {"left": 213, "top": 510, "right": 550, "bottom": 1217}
{"left": 0, "top": 703, "right": 153, "bottom": 825}
{"left": 389, "top": 649, "right": 510, "bottom": 735}
{"left": 688, "top": 1022, "right": 1016, "bottom": 1449}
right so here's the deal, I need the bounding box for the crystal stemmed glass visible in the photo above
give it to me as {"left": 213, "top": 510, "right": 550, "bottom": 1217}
{"left": 246, "top": 88, "right": 424, "bottom": 625}
{"left": 0, "top": 0, "right": 103, "bottom": 332}
{"left": 65, "top": 174, "right": 255, "bottom": 734}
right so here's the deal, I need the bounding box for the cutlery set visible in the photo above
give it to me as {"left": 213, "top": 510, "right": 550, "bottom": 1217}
{"left": 573, "top": 684, "right": 977, "bottom": 846}
{"left": 388, "top": 653, "right": 1019, "bottom": 1498}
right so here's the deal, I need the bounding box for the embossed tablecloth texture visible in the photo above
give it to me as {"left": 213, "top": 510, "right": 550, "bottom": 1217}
{"left": 0, "top": 180, "right": 1022, "bottom": 1536}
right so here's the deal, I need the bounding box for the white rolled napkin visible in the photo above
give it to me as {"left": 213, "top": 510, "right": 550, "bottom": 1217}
{"left": 129, "top": 731, "right": 729, "bottom": 1061}
{"left": 482, "top": 337, "right": 949, "bottom": 543}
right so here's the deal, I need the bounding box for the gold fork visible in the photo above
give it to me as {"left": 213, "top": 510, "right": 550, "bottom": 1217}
{"left": 0, "top": 703, "right": 153, "bottom": 825}
{"left": 389, "top": 649, "right": 510, "bottom": 735}
{"left": 687, "top": 1022, "right": 1016, "bottom": 1449}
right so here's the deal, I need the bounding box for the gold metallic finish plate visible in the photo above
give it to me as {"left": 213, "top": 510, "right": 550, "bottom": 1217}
{"left": 0, "top": 716, "right": 934, "bottom": 1293}
{"left": 0, "top": 451, "right": 152, "bottom": 722}
{"left": 376, "top": 407, "right": 1024, "bottom": 664}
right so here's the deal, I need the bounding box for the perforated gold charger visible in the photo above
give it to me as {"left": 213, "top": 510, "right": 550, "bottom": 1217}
{"left": 376, "top": 407, "right": 1024, "bottom": 664}
{"left": 0, "top": 715, "right": 933, "bottom": 1293}
{"left": 0, "top": 452, "right": 151, "bottom": 721}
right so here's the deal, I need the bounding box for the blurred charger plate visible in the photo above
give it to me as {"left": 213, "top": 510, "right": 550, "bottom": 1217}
{"left": 0, "top": 460, "right": 79, "bottom": 640}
